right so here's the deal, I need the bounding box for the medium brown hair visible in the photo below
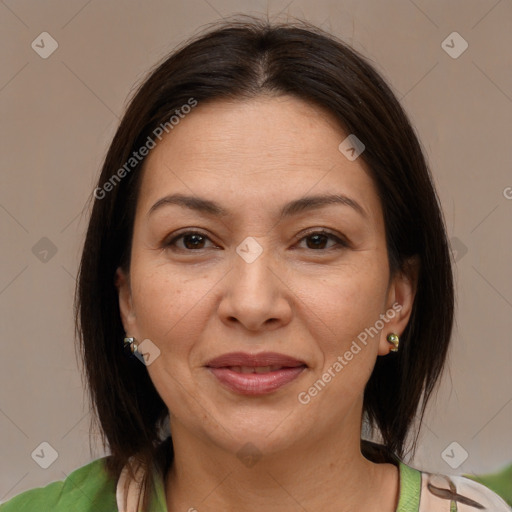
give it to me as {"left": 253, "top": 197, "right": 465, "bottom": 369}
{"left": 76, "top": 16, "right": 454, "bottom": 508}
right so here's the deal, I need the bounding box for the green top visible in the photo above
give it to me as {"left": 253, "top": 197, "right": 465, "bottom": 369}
{"left": 0, "top": 458, "right": 159, "bottom": 512}
{"left": 0, "top": 457, "right": 510, "bottom": 511}
{"left": 466, "top": 463, "right": 512, "bottom": 507}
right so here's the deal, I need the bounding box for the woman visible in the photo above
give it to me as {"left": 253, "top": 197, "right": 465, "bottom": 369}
{"left": 1, "top": 18, "right": 509, "bottom": 512}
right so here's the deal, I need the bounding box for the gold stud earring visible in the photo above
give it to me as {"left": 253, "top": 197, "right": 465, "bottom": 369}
{"left": 386, "top": 333, "right": 399, "bottom": 352}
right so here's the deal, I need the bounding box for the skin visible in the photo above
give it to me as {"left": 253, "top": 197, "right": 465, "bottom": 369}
{"left": 116, "top": 95, "right": 418, "bottom": 512}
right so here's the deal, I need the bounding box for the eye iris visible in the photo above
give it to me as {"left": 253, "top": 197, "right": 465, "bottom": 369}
{"left": 183, "top": 234, "right": 205, "bottom": 249}
{"left": 307, "top": 234, "right": 328, "bottom": 249}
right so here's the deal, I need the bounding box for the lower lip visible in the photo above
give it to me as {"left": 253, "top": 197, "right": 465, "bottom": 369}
{"left": 207, "top": 366, "right": 306, "bottom": 395}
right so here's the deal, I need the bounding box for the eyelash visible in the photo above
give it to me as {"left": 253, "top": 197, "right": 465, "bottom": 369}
{"left": 163, "top": 229, "right": 348, "bottom": 252}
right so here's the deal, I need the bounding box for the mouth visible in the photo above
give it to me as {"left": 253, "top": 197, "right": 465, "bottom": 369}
{"left": 205, "top": 352, "right": 307, "bottom": 395}
{"left": 224, "top": 365, "right": 294, "bottom": 374}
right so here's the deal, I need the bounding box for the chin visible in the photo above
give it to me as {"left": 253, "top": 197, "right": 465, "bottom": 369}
{"left": 204, "top": 408, "right": 309, "bottom": 455}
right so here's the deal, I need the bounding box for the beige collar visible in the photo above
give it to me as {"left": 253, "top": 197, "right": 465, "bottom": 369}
{"left": 116, "top": 459, "right": 147, "bottom": 512}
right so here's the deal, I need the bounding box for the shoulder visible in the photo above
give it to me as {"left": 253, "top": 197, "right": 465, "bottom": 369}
{"left": 0, "top": 457, "right": 117, "bottom": 512}
{"left": 398, "top": 461, "right": 512, "bottom": 511}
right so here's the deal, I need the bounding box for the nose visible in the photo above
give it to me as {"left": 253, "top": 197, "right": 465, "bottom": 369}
{"left": 217, "top": 242, "right": 293, "bottom": 332}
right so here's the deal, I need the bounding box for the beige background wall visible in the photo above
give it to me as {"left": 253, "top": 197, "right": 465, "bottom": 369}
{"left": 1, "top": 0, "right": 511, "bottom": 502}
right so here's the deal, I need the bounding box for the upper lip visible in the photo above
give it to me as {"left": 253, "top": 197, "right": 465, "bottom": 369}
{"left": 205, "top": 352, "right": 307, "bottom": 368}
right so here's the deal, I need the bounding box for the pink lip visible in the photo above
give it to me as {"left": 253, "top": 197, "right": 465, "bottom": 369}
{"left": 205, "top": 352, "right": 307, "bottom": 396}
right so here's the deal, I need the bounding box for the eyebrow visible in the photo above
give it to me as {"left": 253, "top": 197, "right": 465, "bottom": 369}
{"left": 148, "top": 193, "right": 368, "bottom": 219}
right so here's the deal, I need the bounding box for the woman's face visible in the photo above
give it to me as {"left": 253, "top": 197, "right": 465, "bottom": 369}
{"left": 116, "top": 95, "right": 415, "bottom": 456}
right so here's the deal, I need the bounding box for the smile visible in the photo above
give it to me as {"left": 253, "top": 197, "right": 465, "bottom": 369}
{"left": 205, "top": 351, "right": 308, "bottom": 395}
{"left": 207, "top": 365, "right": 307, "bottom": 395}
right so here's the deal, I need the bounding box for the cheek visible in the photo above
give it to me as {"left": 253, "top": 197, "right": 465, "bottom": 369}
{"left": 129, "top": 266, "right": 213, "bottom": 406}
{"left": 299, "top": 262, "right": 389, "bottom": 344}
{"left": 294, "top": 261, "right": 389, "bottom": 396}
{"left": 130, "top": 263, "right": 211, "bottom": 350}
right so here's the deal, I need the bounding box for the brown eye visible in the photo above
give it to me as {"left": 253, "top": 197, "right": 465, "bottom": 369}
{"left": 181, "top": 233, "right": 207, "bottom": 249}
{"left": 166, "top": 231, "right": 215, "bottom": 251}
{"left": 305, "top": 233, "right": 330, "bottom": 249}
{"left": 297, "top": 230, "right": 347, "bottom": 250}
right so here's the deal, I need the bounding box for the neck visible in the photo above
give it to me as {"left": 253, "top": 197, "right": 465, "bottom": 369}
{"left": 164, "top": 422, "right": 399, "bottom": 512}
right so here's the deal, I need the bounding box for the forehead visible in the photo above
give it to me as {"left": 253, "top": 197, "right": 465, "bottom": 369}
{"left": 137, "top": 95, "right": 380, "bottom": 220}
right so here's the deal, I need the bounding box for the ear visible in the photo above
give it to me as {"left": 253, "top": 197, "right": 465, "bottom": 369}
{"left": 378, "top": 256, "right": 420, "bottom": 356}
{"left": 115, "top": 266, "right": 137, "bottom": 336}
